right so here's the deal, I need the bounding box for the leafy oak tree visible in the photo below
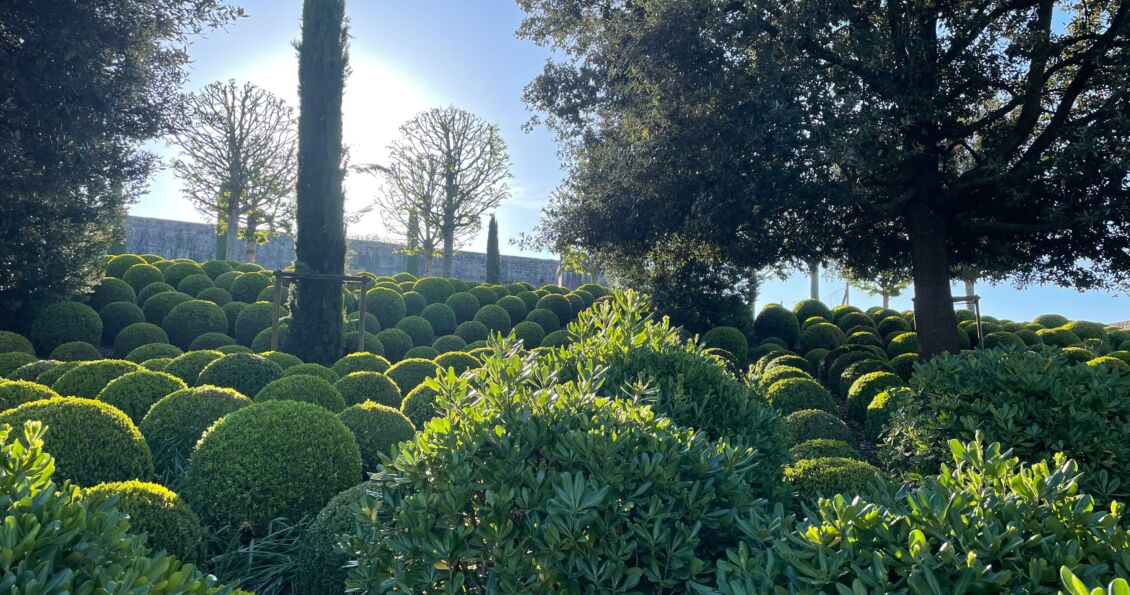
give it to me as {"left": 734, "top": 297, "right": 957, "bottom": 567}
{"left": 0, "top": 0, "right": 241, "bottom": 328}
{"left": 518, "top": 0, "right": 1130, "bottom": 356}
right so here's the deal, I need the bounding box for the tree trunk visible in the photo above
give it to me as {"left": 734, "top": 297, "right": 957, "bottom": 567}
{"left": 287, "top": 0, "right": 347, "bottom": 365}
{"left": 807, "top": 259, "right": 820, "bottom": 300}
{"left": 909, "top": 200, "right": 961, "bottom": 357}
{"left": 223, "top": 196, "right": 240, "bottom": 262}
{"left": 442, "top": 170, "right": 456, "bottom": 277}
{"left": 882, "top": 291, "right": 890, "bottom": 309}
{"left": 214, "top": 216, "right": 227, "bottom": 260}
{"left": 244, "top": 218, "right": 258, "bottom": 264}
{"left": 747, "top": 271, "right": 760, "bottom": 314}
{"left": 964, "top": 278, "right": 976, "bottom": 311}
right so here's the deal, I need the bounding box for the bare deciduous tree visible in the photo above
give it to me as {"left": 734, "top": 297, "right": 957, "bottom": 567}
{"left": 170, "top": 79, "right": 297, "bottom": 262}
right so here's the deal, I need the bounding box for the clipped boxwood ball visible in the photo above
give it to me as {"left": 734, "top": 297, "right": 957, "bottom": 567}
{"left": 469, "top": 285, "right": 498, "bottom": 307}
{"left": 227, "top": 272, "right": 272, "bottom": 304}
{"left": 758, "top": 366, "right": 811, "bottom": 390}
{"left": 294, "top": 481, "right": 377, "bottom": 595}
{"left": 343, "top": 331, "right": 383, "bottom": 356}
{"left": 141, "top": 357, "right": 172, "bottom": 371}
{"left": 366, "top": 287, "right": 407, "bottom": 330}
{"left": 196, "top": 352, "right": 282, "bottom": 397}
{"left": 221, "top": 301, "right": 246, "bottom": 333}
{"left": 106, "top": 254, "right": 147, "bottom": 278}
{"left": 1036, "top": 327, "right": 1081, "bottom": 347}
{"left": 196, "top": 286, "right": 232, "bottom": 306}
{"left": 88, "top": 277, "right": 137, "bottom": 311}
{"left": 99, "top": 301, "right": 145, "bottom": 344}
{"left": 512, "top": 321, "right": 545, "bottom": 349}
{"left": 332, "top": 352, "right": 391, "bottom": 377}
{"left": 433, "top": 334, "right": 468, "bottom": 354}
{"left": 234, "top": 301, "right": 276, "bottom": 347}
{"left": 30, "top": 301, "right": 102, "bottom": 356}
{"left": 48, "top": 341, "right": 101, "bottom": 362}
{"left": 257, "top": 351, "right": 300, "bottom": 370}
{"left": 564, "top": 293, "right": 586, "bottom": 317}
{"left": 980, "top": 331, "right": 1026, "bottom": 350}
{"left": 335, "top": 371, "right": 401, "bottom": 408}
{"left": 496, "top": 295, "right": 528, "bottom": 324}
{"left": 836, "top": 311, "right": 875, "bottom": 334}
{"left": 162, "top": 262, "right": 207, "bottom": 289}
{"left": 786, "top": 409, "right": 852, "bottom": 443}
{"left": 339, "top": 401, "right": 416, "bottom": 471}
{"left": 420, "top": 303, "right": 457, "bottom": 337}
{"left": 123, "top": 264, "right": 166, "bottom": 294}
{"left": 541, "top": 330, "right": 572, "bottom": 348}
{"left": 405, "top": 346, "right": 438, "bottom": 360}
{"left": 142, "top": 291, "right": 193, "bottom": 326}
{"left": 176, "top": 274, "right": 214, "bottom": 298}
{"left": 0, "top": 397, "right": 153, "bottom": 485}
{"left": 35, "top": 361, "right": 80, "bottom": 387}
{"left": 1088, "top": 356, "right": 1130, "bottom": 373}
{"left": 140, "top": 386, "right": 251, "bottom": 477}
{"left": 1061, "top": 346, "right": 1097, "bottom": 363}
{"left": 125, "top": 343, "right": 183, "bottom": 363}
{"left": 346, "top": 311, "right": 380, "bottom": 334}
{"left": 474, "top": 304, "right": 512, "bottom": 335}
{"left": 135, "top": 282, "right": 175, "bottom": 307}
{"left": 395, "top": 316, "right": 435, "bottom": 347}
{"left": 434, "top": 352, "right": 478, "bottom": 375}
{"left": 163, "top": 350, "right": 223, "bottom": 385}
{"left": 0, "top": 352, "right": 38, "bottom": 378}
{"left": 52, "top": 359, "right": 141, "bottom": 398}
{"left": 766, "top": 377, "right": 835, "bottom": 415}
{"left": 163, "top": 299, "right": 228, "bottom": 349}
{"left": 386, "top": 358, "right": 440, "bottom": 396}
{"left": 401, "top": 291, "right": 426, "bottom": 316}
{"left": 400, "top": 384, "right": 440, "bottom": 430}
{"left": 0, "top": 331, "right": 35, "bottom": 355}
{"left": 214, "top": 270, "right": 240, "bottom": 291}
{"left": 754, "top": 304, "right": 801, "bottom": 347}
{"left": 83, "top": 480, "right": 204, "bottom": 561}
{"left": 255, "top": 374, "right": 347, "bottom": 412}
{"left": 413, "top": 277, "right": 455, "bottom": 304}
{"left": 515, "top": 291, "right": 540, "bottom": 312}
{"left": 837, "top": 359, "right": 893, "bottom": 399}
{"left": 97, "top": 370, "right": 187, "bottom": 424}
{"left": 785, "top": 457, "right": 882, "bottom": 500}
{"left": 888, "top": 352, "right": 920, "bottom": 381}
{"left": 799, "top": 322, "right": 845, "bottom": 354}
{"left": 375, "top": 328, "right": 413, "bottom": 362}
{"left": 535, "top": 294, "right": 572, "bottom": 325}
{"left": 790, "top": 438, "right": 860, "bottom": 461}
{"left": 701, "top": 326, "right": 749, "bottom": 365}
{"left": 201, "top": 259, "right": 233, "bottom": 280}
{"left": 792, "top": 299, "right": 833, "bottom": 325}
{"left": 846, "top": 371, "right": 905, "bottom": 420}
{"left": 8, "top": 360, "right": 61, "bottom": 383}
{"left": 189, "top": 332, "right": 235, "bottom": 351}
{"left": 0, "top": 380, "right": 61, "bottom": 411}
{"left": 886, "top": 332, "right": 919, "bottom": 358}
{"left": 284, "top": 363, "right": 339, "bottom": 384}
{"left": 215, "top": 344, "right": 252, "bottom": 354}
{"left": 763, "top": 354, "right": 811, "bottom": 375}
{"left": 445, "top": 292, "right": 481, "bottom": 323}
{"left": 184, "top": 400, "right": 362, "bottom": 534}
{"left": 1033, "top": 314, "right": 1070, "bottom": 328}
{"left": 455, "top": 320, "right": 490, "bottom": 344}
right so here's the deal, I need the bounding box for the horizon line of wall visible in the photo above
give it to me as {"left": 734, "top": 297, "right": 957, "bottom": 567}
{"left": 124, "top": 216, "right": 597, "bottom": 289}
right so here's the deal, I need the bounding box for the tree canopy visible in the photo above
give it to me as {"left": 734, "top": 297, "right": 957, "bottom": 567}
{"left": 518, "top": 0, "right": 1130, "bottom": 356}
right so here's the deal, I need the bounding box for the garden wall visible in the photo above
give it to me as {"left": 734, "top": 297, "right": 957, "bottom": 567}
{"left": 123, "top": 216, "right": 594, "bottom": 288}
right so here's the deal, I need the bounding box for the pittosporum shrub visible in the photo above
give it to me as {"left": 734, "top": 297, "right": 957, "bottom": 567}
{"left": 195, "top": 352, "right": 283, "bottom": 398}
{"left": 0, "top": 422, "right": 230, "bottom": 593}
{"left": 83, "top": 480, "right": 204, "bottom": 561}
{"left": 125, "top": 342, "right": 183, "bottom": 363}
{"left": 0, "top": 352, "right": 38, "bottom": 377}
{"left": 339, "top": 401, "right": 416, "bottom": 471}
{"left": 395, "top": 315, "right": 435, "bottom": 347}
{"left": 97, "top": 370, "right": 187, "bottom": 423}
{"left": 786, "top": 408, "right": 851, "bottom": 443}
{"left": 29, "top": 301, "right": 102, "bottom": 356}
{"left": 140, "top": 386, "right": 251, "bottom": 478}
{"left": 335, "top": 371, "right": 402, "bottom": 408}
{"left": 255, "top": 374, "right": 347, "bottom": 412}
{"left": 715, "top": 436, "right": 1130, "bottom": 593}
{"left": 343, "top": 347, "right": 779, "bottom": 592}
{"left": 184, "top": 400, "right": 362, "bottom": 534}
{"left": 52, "top": 359, "right": 141, "bottom": 398}
{"left": 0, "top": 397, "right": 153, "bottom": 485}
{"left": 790, "top": 438, "right": 860, "bottom": 461}
{"left": 883, "top": 347, "right": 1130, "bottom": 502}
{"left": 766, "top": 377, "right": 836, "bottom": 416}
{"left": 386, "top": 358, "right": 441, "bottom": 396}
{"left": 332, "top": 352, "right": 390, "bottom": 377}
{"left": 375, "top": 328, "right": 413, "bottom": 362}
{"left": 444, "top": 292, "right": 481, "bottom": 323}
{"left": 754, "top": 304, "right": 801, "bottom": 347}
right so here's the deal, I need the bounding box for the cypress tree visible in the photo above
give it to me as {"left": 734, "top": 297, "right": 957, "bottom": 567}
{"left": 486, "top": 214, "right": 500, "bottom": 284}
{"left": 286, "top": 0, "right": 348, "bottom": 365}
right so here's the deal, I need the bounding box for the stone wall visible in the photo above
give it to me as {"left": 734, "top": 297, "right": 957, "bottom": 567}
{"left": 124, "top": 216, "right": 596, "bottom": 288}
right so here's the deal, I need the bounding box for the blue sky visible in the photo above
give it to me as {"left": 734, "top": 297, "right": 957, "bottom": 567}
{"left": 131, "top": 0, "right": 1129, "bottom": 324}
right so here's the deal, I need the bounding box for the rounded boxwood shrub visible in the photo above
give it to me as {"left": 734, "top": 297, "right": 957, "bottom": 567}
{"left": 234, "top": 262, "right": 264, "bottom": 273}
{"left": 496, "top": 295, "right": 528, "bottom": 324}
{"left": 142, "top": 357, "right": 174, "bottom": 372}
{"left": 30, "top": 301, "right": 102, "bottom": 356}
{"left": 790, "top": 438, "right": 860, "bottom": 461}
{"left": 798, "top": 322, "right": 845, "bottom": 353}
{"left": 512, "top": 321, "right": 545, "bottom": 348}
{"left": 135, "top": 281, "right": 175, "bottom": 308}
{"left": 835, "top": 311, "right": 875, "bottom": 333}
{"left": 413, "top": 277, "right": 455, "bottom": 304}
{"left": 846, "top": 371, "right": 905, "bottom": 420}
{"left": 433, "top": 334, "right": 467, "bottom": 353}
{"left": 214, "top": 270, "right": 240, "bottom": 291}
{"left": 125, "top": 343, "right": 182, "bottom": 363}
{"left": 1063, "top": 320, "right": 1109, "bottom": 345}
{"left": 162, "top": 262, "right": 207, "bottom": 289}
{"left": 786, "top": 408, "right": 852, "bottom": 443}
{"left": 474, "top": 304, "right": 512, "bottom": 335}
{"left": 845, "top": 330, "right": 882, "bottom": 349}
{"left": 332, "top": 352, "right": 390, "bottom": 377}
{"left": 885, "top": 332, "right": 919, "bottom": 357}
{"left": 836, "top": 359, "right": 892, "bottom": 398}
{"left": 445, "top": 292, "right": 481, "bottom": 323}
{"left": 255, "top": 374, "right": 347, "bottom": 412}
{"left": 405, "top": 345, "right": 438, "bottom": 359}
{"left": 1033, "top": 313, "right": 1070, "bottom": 328}
{"left": 374, "top": 328, "right": 411, "bottom": 362}
{"left": 162, "top": 299, "right": 228, "bottom": 350}
{"left": 0, "top": 331, "right": 35, "bottom": 355}
{"left": 980, "top": 331, "right": 1026, "bottom": 350}
{"left": 46, "top": 341, "right": 99, "bottom": 362}
{"left": 400, "top": 384, "right": 440, "bottom": 429}
{"left": 0, "top": 380, "right": 61, "bottom": 411}
{"left": 564, "top": 293, "right": 586, "bottom": 317}
{"left": 52, "top": 360, "right": 141, "bottom": 398}
{"left": 8, "top": 359, "right": 60, "bottom": 382}
{"left": 1061, "top": 346, "right": 1097, "bottom": 362}
{"left": 339, "top": 401, "right": 416, "bottom": 471}
{"left": 97, "top": 370, "right": 187, "bottom": 423}
{"left": 284, "top": 362, "right": 339, "bottom": 383}
{"left": 877, "top": 315, "right": 912, "bottom": 338}
{"left": 255, "top": 285, "right": 276, "bottom": 303}
{"left": 176, "top": 274, "right": 214, "bottom": 298}
{"left": 1037, "top": 327, "right": 1081, "bottom": 347}
{"left": 335, "top": 371, "right": 401, "bottom": 407}
{"left": 99, "top": 301, "right": 145, "bottom": 344}
{"left": 455, "top": 320, "right": 491, "bottom": 344}
{"left": 35, "top": 360, "right": 79, "bottom": 387}
{"left": 792, "top": 299, "right": 833, "bottom": 324}
{"left": 763, "top": 354, "right": 811, "bottom": 375}
{"left": 215, "top": 344, "right": 251, "bottom": 355}
{"left": 541, "top": 329, "right": 572, "bottom": 348}
{"left": 140, "top": 386, "right": 251, "bottom": 477}
{"left": 142, "top": 291, "right": 193, "bottom": 326}
{"left": 1014, "top": 328, "right": 1042, "bottom": 347}
{"left": 0, "top": 397, "right": 153, "bottom": 485}
{"left": 88, "top": 277, "right": 137, "bottom": 311}
{"left": 196, "top": 352, "right": 282, "bottom": 397}
{"left": 1088, "top": 356, "right": 1130, "bottom": 373}
{"left": 83, "top": 480, "right": 204, "bottom": 561}
{"left": 233, "top": 301, "right": 276, "bottom": 347}
{"left": 754, "top": 304, "right": 801, "bottom": 347}
{"left": 888, "top": 352, "right": 919, "bottom": 381}
{"left": 766, "top": 377, "right": 835, "bottom": 415}
{"left": 469, "top": 285, "right": 498, "bottom": 306}
{"left": 535, "top": 294, "right": 572, "bottom": 325}
{"left": 400, "top": 290, "right": 425, "bottom": 316}
{"left": 420, "top": 303, "right": 457, "bottom": 337}
{"left": 195, "top": 286, "right": 232, "bottom": 306}
{"left": 434, "top": 351, "right": 478, "bottom": 375}
{"left": 701, "top": 326, "right": 749, "bottom": 365}
{"left": 227, "top": 272, "right": 272, "bottom": 304}
{"left": 395, "top": 315, "right": 435, "bottom": 347}
{"left": 106, "top": 253, "right": 147, "bottom": 278}
{"left": 163, "top": 350, "right": 223, "bottom": 385}
{"left": 386, "top": 358, "right": 440, "bottom": 396}
{"left": 784, "top": 456, "right": 882, "bottom": 498}
{"left": 346, "top": 311, "right": 380, "bottom": 334}
{"left": 758, "top": 365, "right": 811, "bottom": 390}
{"left": 294, "top": 481, "right": 377, "bottom": 595}
{"left": 188, "top": 332, "right": 235, "bottom": 351}
{"left": 0, "top": 352, "right": 39, "bottom": 378}
{"left": 184, "top": 400, "right": 362, "bottom": 533}
{"left": 515, "top": 290, "right": 540, "bottom": 312}
{"left": 366, "top": 287, "right": 407, "bottom": 330}
{"left": 201, "top": 259, "right": 233, "bottom": 279}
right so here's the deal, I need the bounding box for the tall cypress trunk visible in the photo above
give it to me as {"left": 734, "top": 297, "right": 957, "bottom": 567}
{"left": 287, "top": 0, "right": 347, "bottom": 365}
{"left": 909, "top": 199, "right": 960, "bottom": 357}
{"left": 486, "top": 214, "right": 500, "bottom": 283}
